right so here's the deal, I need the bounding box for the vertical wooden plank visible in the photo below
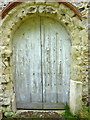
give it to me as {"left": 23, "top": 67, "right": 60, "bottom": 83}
{"left": 41, "top": 17, "right": 53, "bottom": 104}
{"left": 62, "top": 36, "right": 71, "bottom": 103}
{"left": 13, "top": 16, "right": 42, "bottom": 109}
{"left": 42, "top": 17, "right": 58, "bottom": 107}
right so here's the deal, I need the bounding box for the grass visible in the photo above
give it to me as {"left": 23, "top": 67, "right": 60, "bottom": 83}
{"left": 78, "top": 106, "right": 90, "bottom": 119}
{"left": 63, "top": 103, "right": 90, "bottom": 120}
{"left": 63, "top": 103, "right": 80, "bottom": 119}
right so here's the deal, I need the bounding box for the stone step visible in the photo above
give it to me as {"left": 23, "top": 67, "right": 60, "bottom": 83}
{"left": 2, "top": 110, "right": 65, "bottom": 119}
{"left": 16, "top": 110, "right": 64, "bottom": 118}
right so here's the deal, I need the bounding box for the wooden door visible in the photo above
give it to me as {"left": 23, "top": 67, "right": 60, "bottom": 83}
{"left": 13, "top": 17, "right": 42, "bottom": 109}
{"left": 12, "top": 16, "right": 70, "bottom": 109}
{"left": 41, "top": 17, "right": 70, "bottom": 109}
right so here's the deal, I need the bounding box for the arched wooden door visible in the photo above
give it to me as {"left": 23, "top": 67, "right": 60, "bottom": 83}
{"left": 13, "top": 16, "right": 71, "bottom": 109}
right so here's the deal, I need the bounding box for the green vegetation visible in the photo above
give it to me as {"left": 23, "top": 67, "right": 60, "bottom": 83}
{"left": 63, "top": 103, "right": 80, "bottom": 119}
{"left": 79, "top": 106, "right": 90, "bottom": 119}
{"left": 4, "top": 112, "right": 14, "bottom": 118}
{"left": 63, "top": 103, "right": 90, "bottom": 120}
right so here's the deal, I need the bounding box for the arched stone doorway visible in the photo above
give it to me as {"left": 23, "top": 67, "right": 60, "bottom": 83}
{"left": 12, "top": 15, "right": 71, "bottom": 109}
{"left": 0, "top": 1, "right": 87, "bottom": 114}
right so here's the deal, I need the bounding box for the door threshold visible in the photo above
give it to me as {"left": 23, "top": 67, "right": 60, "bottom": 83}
{"left": 15, "top": 110, "right": 65, "bottom": 118}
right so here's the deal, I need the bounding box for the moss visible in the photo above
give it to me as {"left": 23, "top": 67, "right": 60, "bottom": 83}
{"left": 54, "top": 110, "right": 65, "bottom": 114}
{"left": 4, "top": 112, "right": 15, "bottom": 118}
{"left": 78, "top": 106, "right": 90, "bottom": 119}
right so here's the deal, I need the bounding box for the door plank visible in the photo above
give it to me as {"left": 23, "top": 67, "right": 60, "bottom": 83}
{"left": 43, "top": 103, "right": 65, "bottom": 109}
{"left": 62, "top": 37, "right": 71, "bottom": 103}
{"left": 17, "top": 102, "right": 42, "bottom": 109}
{"left": 17, "top": 102, "right": 64, "bottom": 109}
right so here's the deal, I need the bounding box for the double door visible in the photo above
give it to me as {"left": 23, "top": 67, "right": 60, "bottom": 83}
{"left": 13, "top": 16, "right": 70, "bottom": 109}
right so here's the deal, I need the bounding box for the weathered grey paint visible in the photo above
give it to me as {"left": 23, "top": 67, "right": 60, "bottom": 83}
{"left": 13, "top": 16, "right": 42, "bottom": 109}
{"left": 12, "top": 16, "right": 70, "bottom": 109}
{"left": 41, "top": 17, "right": 71, "bottom": 109}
